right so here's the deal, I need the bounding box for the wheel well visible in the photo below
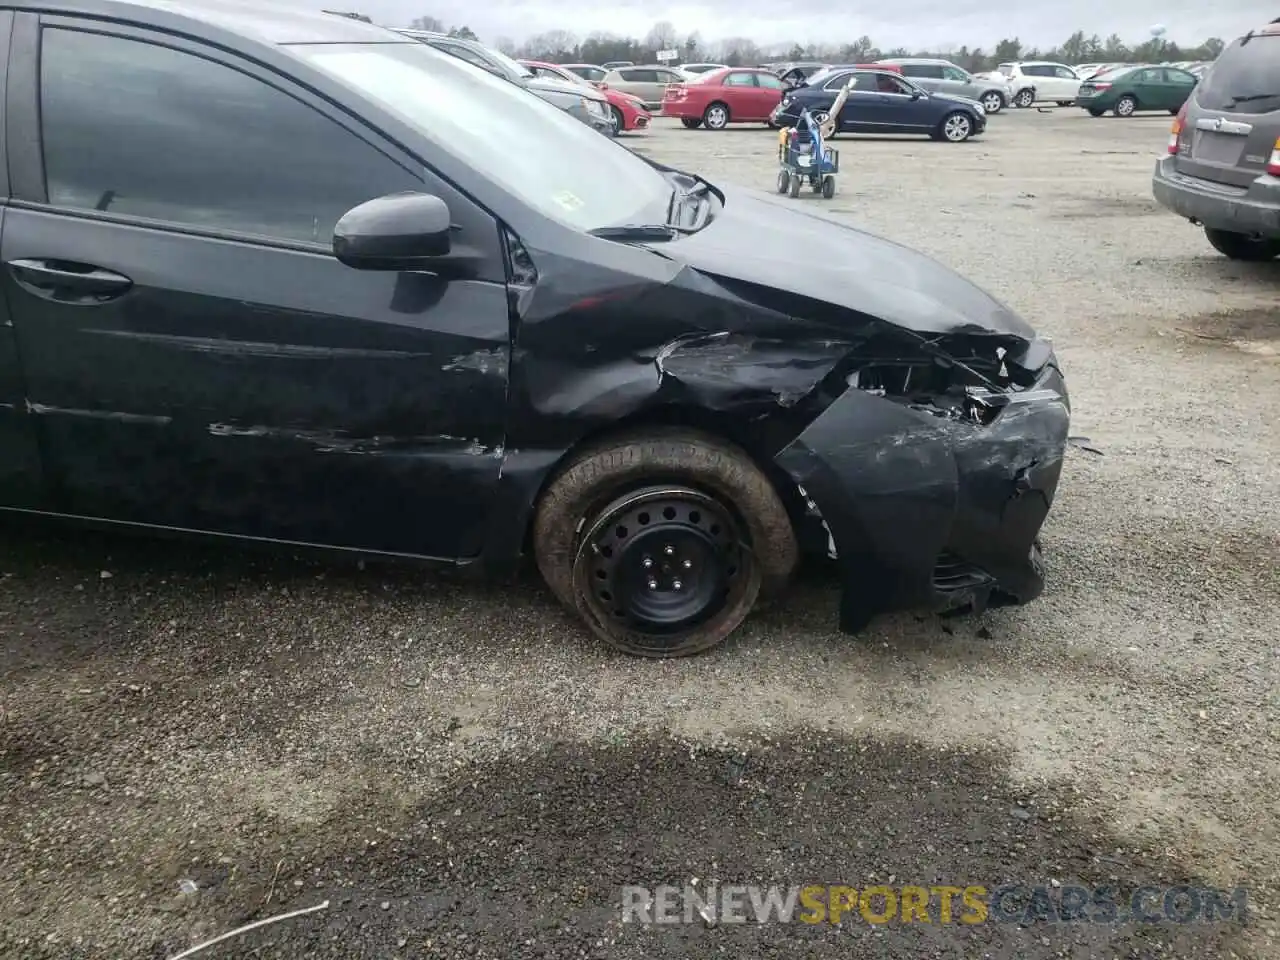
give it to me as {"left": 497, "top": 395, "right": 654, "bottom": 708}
{"left": 521, "top": 406, "right": 810, "bottom": 556}
{"left": 704, "top": 99, "right": 730, "bottom": 119}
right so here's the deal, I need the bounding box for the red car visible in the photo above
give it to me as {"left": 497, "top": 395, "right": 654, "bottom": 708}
{"left": 518, "top": 60, "right": 651, "bottom": 134}
{"left": 662, "top": 67, "right": 789, "bottom": 130}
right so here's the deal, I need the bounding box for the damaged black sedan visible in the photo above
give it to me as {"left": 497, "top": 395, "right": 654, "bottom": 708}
{"left": 0, "top": 0, "right": 1069, "bottom": 657}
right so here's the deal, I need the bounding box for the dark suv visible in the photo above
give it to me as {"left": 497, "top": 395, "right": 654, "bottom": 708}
{"left": 1152, "top": 19, "right": 1280, "bottom": 261}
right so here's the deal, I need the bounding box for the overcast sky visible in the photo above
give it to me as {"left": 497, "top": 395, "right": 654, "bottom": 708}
{"left": 328, "top": 0, "right": 1271, "bottom": 51}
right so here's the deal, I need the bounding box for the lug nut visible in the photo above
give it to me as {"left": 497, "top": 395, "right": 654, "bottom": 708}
{"left": 682, "top": 559, "right": 692, "bottom": 569}
{"left": 672, "top": 579, "right": 683, "bottom": 591}
{"left": 664, "top": 545, "right": 675, "bottom": 556}
{"left": 647, "top": 578, "right": 658, "bottom": 590}
{"left": 642, "top": 557, "right": 653, "bottom": 568}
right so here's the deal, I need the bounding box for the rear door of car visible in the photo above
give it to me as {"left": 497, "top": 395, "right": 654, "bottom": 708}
{"left": 1162, "top": 68, "right": 1198, "bottom": 109}
{"left": 2, "top": 14, "right": 512, "bottom": 558}
{"left": 1177, "top": 31, "right": 1280, "bottom": 189}
{"left": 0, "top": 10, "right": 45, "bottom": 510}
{"left": 753, "top": 71, "right": 786, "bottom": 117}
{"left": 617, "top": 68, "right": 658, "bottom": 104}
{"left": 899, "top": 62, "right": 943, "bottom": 93}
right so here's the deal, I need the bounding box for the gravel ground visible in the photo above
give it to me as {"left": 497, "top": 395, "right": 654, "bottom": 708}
{"left": 1, "top": 109, "right": 1277, "bottom": 960}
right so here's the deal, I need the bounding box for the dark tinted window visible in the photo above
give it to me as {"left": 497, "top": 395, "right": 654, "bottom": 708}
{"left": 1022, "top": 65, "right": 1051, "bottom": 77}
{"left": 822, "top": 72, "right": 855, "bottom": 90}
{"left": 40, "top": 28, "right": 422, "bottom": 244}
{"left": 621, "top": 69, "right": 658, "bottom": 82}
{"left": 1196, "top": 34, "right": 1280, "bottom": 112}
{"left": 901, "top": 63, "right": 944, "bottom": 79}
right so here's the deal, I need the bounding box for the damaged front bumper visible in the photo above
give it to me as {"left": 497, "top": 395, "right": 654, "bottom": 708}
{"left": 777, "top": 351, "right": 1069, "bottom": 632}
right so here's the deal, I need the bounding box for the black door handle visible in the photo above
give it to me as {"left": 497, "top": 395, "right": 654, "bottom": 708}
{"left": 8, "top": 258, "right": 133, "bottom": 300}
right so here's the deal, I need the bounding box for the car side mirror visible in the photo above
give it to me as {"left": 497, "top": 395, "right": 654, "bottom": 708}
{"left": 333, "top": 192, "right": 452, "bottom": 271}
{"left": 910, "top": 89, "right": 923, "bottom": 99}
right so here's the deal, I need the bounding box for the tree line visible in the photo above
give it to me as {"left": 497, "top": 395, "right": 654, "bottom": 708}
{"left": 393, "top": 17, "right": 1226, "bottom": 71}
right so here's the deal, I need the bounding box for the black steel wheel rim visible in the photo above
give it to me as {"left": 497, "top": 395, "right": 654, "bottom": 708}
{"left": 575, "top": 486, "right": 747, "bottom": 637}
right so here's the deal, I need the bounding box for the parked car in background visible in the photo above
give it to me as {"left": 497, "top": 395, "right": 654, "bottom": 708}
{"left": 520, "top": 59, "right": 651, "bottom": 134}
{"left": 774, "top": 69, "right": 986, "bottom": 142}
{"left": 601, "top": 65, "right": 688, "bottom": 110}
{"left": 662, "top": 67, "right": 787, "bottom": 129}
{"left": 997, "top": 61, "right": 1082, "bottom": 106}
{"left": 876, "top": 57, "right": 1009, "bottom": 113}
{"left": 1076, "top": 64, "right": 1197, "bottom": 117}
{"left": 1186, "top": 61, "right": 1213, "bottom": 79}
{"left": 395, "top": 30, "right": 614, "bottom": 134}
{"left": 1073, "top": 62, "right": 1106, "bottom": 79}
{"left": 775, "top": 60, "right": 828, "bottom": 88}
{"left": 5, "top": 0, "right": 1070, "bottom": 658}
{"left": 1153, "top": 19, "right": 1280, "bottom": 261}
{"left": 601, "top": 60, "right": 633, "bottom": 68}
{"left": 561, "top": 62, "right": 607, "bottom": 83}
{"left": 678, "top": 62, "right": 726, "bottom": 79}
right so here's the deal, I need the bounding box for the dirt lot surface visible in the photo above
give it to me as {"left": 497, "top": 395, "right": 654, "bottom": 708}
{"left": 2, "top": 110, "right": 1277, "bottom": 960}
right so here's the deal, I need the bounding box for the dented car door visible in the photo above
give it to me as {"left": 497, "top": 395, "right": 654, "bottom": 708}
{"left": 2, "top": 18, "right": 510, "bottom": 559}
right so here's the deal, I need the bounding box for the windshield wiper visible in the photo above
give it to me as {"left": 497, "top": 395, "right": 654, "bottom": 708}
{"left": 587, "top": 224, "right": 682, "bottom": 241}
{"left": 1230, "top": 93, "right": 1280, "bottom": 103}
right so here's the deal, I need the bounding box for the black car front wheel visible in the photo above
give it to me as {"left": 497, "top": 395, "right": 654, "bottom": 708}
{"left": 936, "top": 112, "right": 974, "bottom": 142}
{"left": 1204, "top": 227, "right": 1280, "bottom": 262}
{"left": 532, "top": 429, "right": 798, "bottom": 658}
{"left": 681, "top": 118, "right": 702, "bottom": 129}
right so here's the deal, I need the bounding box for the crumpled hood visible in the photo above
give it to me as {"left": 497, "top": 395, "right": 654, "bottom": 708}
{"left": 665, "top": 185, "right": 1035, "bottom": 339}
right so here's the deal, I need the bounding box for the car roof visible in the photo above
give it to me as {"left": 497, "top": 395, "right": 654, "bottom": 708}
{"left": 6, "top": 0, "right": 408, "bottom": 44}
{"left": 879, "top": 57, "right": 948, "bottom": 64}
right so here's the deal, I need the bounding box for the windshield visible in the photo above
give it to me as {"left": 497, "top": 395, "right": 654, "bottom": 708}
{"left": 299, "top": 43, "right": 671, "bottom": 231}
{"left": 1091, "top": 65, "right": 1135, "bottom": 81}
{"left": 799, "top": 67, "right": 836, "bottom": 87}
{"left": 1196, "top": 34, "right": 1280, "bottom": 112}
{"left": 483, "top": 46, "right": 535, "bottom": 79}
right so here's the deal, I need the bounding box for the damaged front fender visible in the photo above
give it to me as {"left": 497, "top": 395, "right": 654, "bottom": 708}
{"left": 777, "top": 360, "right": 1070, "bottom": 632}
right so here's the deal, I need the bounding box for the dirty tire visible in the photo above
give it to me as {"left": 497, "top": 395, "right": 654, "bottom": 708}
{"left": 788, "top": 173, "right": 801, "bottom": 198}
{"left": 822, "top": 175, "right": 835, "bottom": 199}
{"left": 680, "top": 118, "right": 702, "bottom": 129}
{"left": 532, "top": 429, "right": 798, "bottom": 653}
{"left": 1204, "top": 227, "right": 1280, "bottom": 262}
{"left": 1014, "top": 88, "right": 1034, "bottom": 108}
{"left": 703, "top": 101, "right": 730, "bottom": 130}
{"left": 1088, "top": 107, "right": 1105, "bottom": 117}
{"left": 1114, "top": 95, "right": 1137, "bottom": 117}
{"left": 609, "top": 106, "right": 625, "bottom": 135}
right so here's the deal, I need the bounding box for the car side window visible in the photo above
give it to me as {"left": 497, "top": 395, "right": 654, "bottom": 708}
{"left": 823, "top": 73, "right": 853, "bottom": 91}
{"left": 1053, "top": 66, "right": 1077, "bottom": 79}
{"left": 942, "top": 66, "right": 969, "bottom": 81}
{"left": 852, "top": 73, "right": 879, "bottom": 92}
{"left": 756, "top": 73, "right": 784, "bottom": 89}
{"left": 623, "top": 69, "right": 655, "bottom": 83}
{"left": 1022, "top": 65, "right": 1046, "bottom": 77}
{"left": 1131, "top": 69, "right": 1155, "bottom": 83}
{"left": 39, "top": 27, "right": 424, "bottom": 246}
{"left": 1165, "top": 69, "right": 1194, "bottom": 84}
{"left": 724, "top": 72, "right": 755, "bottom": 86}
{"left": 877, "top": 74, "right": 910, "bottom": 94}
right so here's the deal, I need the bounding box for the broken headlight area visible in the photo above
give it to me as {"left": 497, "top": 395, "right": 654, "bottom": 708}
{"left": 841, "top": 332, "right": 1055, "bottom": 427}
